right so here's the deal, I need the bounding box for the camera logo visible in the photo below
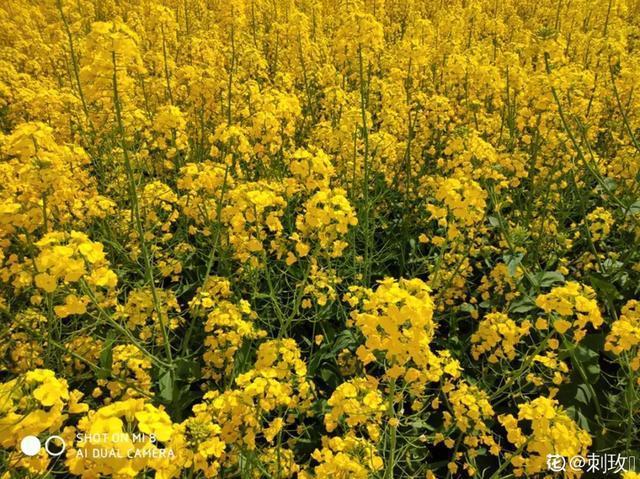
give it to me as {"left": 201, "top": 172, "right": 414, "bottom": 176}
{"left": 20, "top": 435, "right": 66, "bottom": 457}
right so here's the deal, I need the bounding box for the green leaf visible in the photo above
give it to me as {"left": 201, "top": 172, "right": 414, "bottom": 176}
{"left": 331, "top": 330, "right": 356, "bottom": 354}
{"left": 504, "top": 252, "right": 524, "bottom": 278}
{"left": 589, "top": 273, "right": 622, "bottom": 303}
{"left": 626, "top": 199, "right": 640, "bottom": 216}
{"left": 175, "top": 357, "right": 200, "bottom": 381}
{"left": 509, "top": 296, "right": 536, "bottom": 314}
{"left": 97, "top": 332, "right": 115, "bottom": 380}
{"left": 574, "top": 384, "right": 592, "bottom": 406}
{"left": 158, "top": 369, "right": 174, "bottom": 404}
{"left": 459, "top": 303, "right": 476, "bottom": 313}
{"left": 410, "top": 419, "right": 435, "bottom": 431}
{"left": 537, "top": 271, "right": 564, "bottom": 288}
{"left": 320, "top": 367, "right": 334, "bottom": 384}
{"left": 573, "top": 343, "right": 601, "bottom": 382}
{"left": 566, "top": 406, "right": 591, "bottom": 432}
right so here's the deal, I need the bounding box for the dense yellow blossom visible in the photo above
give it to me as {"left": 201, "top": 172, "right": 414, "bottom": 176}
{"left": 471, "top": 312, "right": 531, "bottom": 363}
{"left": 66, "top": 399, "right": 173, "bottom": 478}
{"left": 116, "top": 287, "right": 182, "bottom": 343}
{"left": 499, "top": 397, "right": 591, "bottom": 477}
{"left": 535, "top": 282, "right": 603, "bottom": 342}
{"left": 309, "top": 434, "right": 384, "bottom": 479}
{"left": 325, "top": 376, "right": 385, "bottom": 440}
{"left": 202, "top": 339, "right": 314, "bottom": 451}
{"left": 349, "top": 277, "right": 437, "bottom": 371}
{"left": 202, "top": 297, "right": 266, "bottom": 382}
{"left": 0, "top": 0, "right": 639, "bottom": 476}
{"left": 606, "top": 300, "right": 640, "bottom": 371}
{"left": 295, "top": 188, "right": 358, "bottom": 258}
{"left": 0, "top": 369, "right": 87, "bottom": 474}
{"left": 33, "top": 231, "right": 117, "bottom": 293}
{"left": 221, "top": 181, "right": 287, "bottom": 266}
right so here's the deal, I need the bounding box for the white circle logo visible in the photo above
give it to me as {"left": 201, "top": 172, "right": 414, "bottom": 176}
{"left": 44, "top": 435, "right": 66, "bottom": 457}
{"left": 20, "top": 436, "right": 41, "bottom": 456}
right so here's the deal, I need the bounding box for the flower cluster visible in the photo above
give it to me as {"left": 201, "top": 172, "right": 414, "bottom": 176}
{"left": 535, "top": 282, "right": 603, "bottom": 342}
{"left": 0, "top": 369, "right": 87, "bottom": 472}
{"left": 1, "top": 0, "right": 639, "bottom": 476}
{"left": 202, "top": 296, "right": 266, "bottom": 382}
{"left": 33, "top": 231, "right": 117, "bottom": 295}
{"left": 440, "top": 379, "right": 500, "bottom": 469}
{"left": 307, "top": 434, "right": 383, "bottom": 479}
{"left": 221, "top": 181, "right": 287, "bottom": 266}
{"left": 294, "top": 188, "right": 358, "bottom": 258}
{"left": 66, "top": 399, "right": 173, "bottom": 478}
{"left": 203, "top": 339, "right": 314, "bottom": 450}
{"left": 499, "top": 397, "right": 591, "bottom": 477}
{"left": 349, "top": 277, "right": 437, "bottom": 372}
{"left": 471, "top": 312, "right": 531, "bottom": 363}
{"left": 116, "top": 288, "right": 182, "bottom": 343}
{"left": 96, "top": 345, "right": 153, "bottom": 400}
{"left": 605, "top": 300, "right": 640, "bottom": 373}
{"left": 324, "top": 376, "right": 385, "bottom": 440}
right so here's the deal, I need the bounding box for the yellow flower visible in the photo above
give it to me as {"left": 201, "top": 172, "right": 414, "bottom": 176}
{"left": 54, "top": 294, "right": 88, "bottom": 318}
{"left": 135, "top": 404, "right": 174, "bottom": 442}
{"left": 471, "top": 312, "right": 530, "bottom": 362}
{"left": 295, "top": 187, "right": 357, "bottom": 258}
{"left": 310, "top": 434, "right": 384, "bottom": 479}
{"left": 325, "top": 376, "right": 385, "bottom": 440}
{"left": 535, "top": 282, "right": 602, "bottom": 341}
{"left": 605, "top": 300, "right": 640, "bottom": 370}
{"left": 499, "top": 397, "right": 591, "bottom": 477}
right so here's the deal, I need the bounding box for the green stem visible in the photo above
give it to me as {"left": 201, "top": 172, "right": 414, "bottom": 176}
{"left": 111, "top": 50, "right": 174, "bottom": 366}
{"left": 358, "top": 44, "right": 372, "bottom": 284}
{"left": 385, "top": 380, "right": 397, "bottom": 479}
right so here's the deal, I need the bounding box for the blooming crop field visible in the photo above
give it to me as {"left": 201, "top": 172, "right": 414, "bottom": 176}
{"left": 1, "top": 0, "right": 640, "bottom": 478}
